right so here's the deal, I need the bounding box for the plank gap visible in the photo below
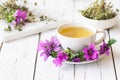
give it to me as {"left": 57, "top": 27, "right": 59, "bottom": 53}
{"left": 0, "top": 42, "right": 3, "bottom": 52}
{"left": 108, "top": 29, "right": 118, "bottom": 80}
{"left": 33, "top": 33, "right": 41, "bottom": 80}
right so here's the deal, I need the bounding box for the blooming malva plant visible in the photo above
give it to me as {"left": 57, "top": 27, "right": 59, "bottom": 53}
{"left": 0, "top": 1, "right": 54, "bottom": 31}
{"left": 37, "top": 37, "right": 116, "bottom": 67}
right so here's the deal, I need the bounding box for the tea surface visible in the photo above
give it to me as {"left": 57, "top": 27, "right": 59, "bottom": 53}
{"left": 59, "top": 26, "right": 94, "bottom": 38}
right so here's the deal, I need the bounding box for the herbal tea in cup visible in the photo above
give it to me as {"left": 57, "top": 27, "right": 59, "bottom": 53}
{"left": 59, "top": 26, "right": 94, "bottom": 38}
{"left": 57, "top": 23, "right": 106, "bottom": 52}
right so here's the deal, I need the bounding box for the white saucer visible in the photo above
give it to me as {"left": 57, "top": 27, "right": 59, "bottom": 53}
{"left": 63, "top": 54, "right": 106, "bottom": 64}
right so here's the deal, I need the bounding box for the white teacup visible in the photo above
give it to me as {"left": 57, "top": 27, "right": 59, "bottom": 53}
{"left": 57, "top": 23, "right": 106, "bottom": 52}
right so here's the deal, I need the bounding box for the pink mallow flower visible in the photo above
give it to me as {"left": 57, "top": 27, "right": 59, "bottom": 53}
{"left": 37, "top": 37, "right": 61, "bottom": 61}
{"left": 12, "top": 10, "right": 26, "bottom": 25}
{"left": 53, "top": 51, "right": 68, "bottom": 67}
{"left": 14, "top": 9, "right": 26, "bottom": 20}
{"left": 82, "top": 44, "right": 99, "bottom": 61}
{"left": 99, "top": 41, "right": 110, "bottom": 56}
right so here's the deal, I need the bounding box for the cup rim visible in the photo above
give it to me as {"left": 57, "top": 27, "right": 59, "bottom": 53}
{"left": 57, "top": 23, "right": 97, "bottom": 39}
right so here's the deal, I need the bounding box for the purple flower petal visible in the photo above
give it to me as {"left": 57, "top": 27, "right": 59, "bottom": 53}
{"left": 53, "top": 51, "right": 68, "bottom": 67}
{"left": 40, "top": 51, "right": 46, "bottom": 56}
{"left": 44, "top": 55, "right": 49, "bottom": 61}
{"left": 89, "top": 44, "right": 95, "bottom": 49}
{"left": 105, "top": 50, "right": 110, "bottom": 56}
{"left": 91, "top": 52, "right": 98, "bottom": 60}
{"left": 13, "top": 9, "right": 27, "bottom": 24}
{"left": 11, "top": 20, "right": 16, "bottom": 26}
{"left": 84, "top": 54, "right": 90, "bottom": 61}
{"left": 20, "top": 11, "right": 26, "bottom": 20}
{"left": 50, "top": 37, "right": 60, "bottom": 51}
{"left": 99, "top": 41, "right": 110, "bottom": 55}
{"left": 72, "top": 57, "right": 80, "bottom": 62}
{"left": 53, "top": 58, "right": 62, "bottom": 67}
{"left": 14, "top": 10, "right": 21, "bottom": 17}
{"left": 82, "top": 47, "right": 88, "bottom": 53}
{"left": 82, "top": 44, "right": 99, "bottom": 61}
{"left": 37, "top": 37, "right": 61, "bottom": 62}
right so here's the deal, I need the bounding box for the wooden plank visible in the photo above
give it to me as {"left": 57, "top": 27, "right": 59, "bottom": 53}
{"left": 59, "top": 0, "right": 75, "bottom": 21}
{"left": 45, "top": 0, "right": 74, "bottom": 21}
{"left": 44, "top": 0, "right": 64, "bottom": 19}
{"left": 74, "top": 2, "right": 117, "bottom": 79}
{"left": 74, "top": 30, "right": 116, "bottom": 80}
{"left": 35, "top": 0, "right": 75, "bottom": 80}
{"left": 0, "top": 35, "right": 39, "bottom": 80}
{"left": 109, "top": 19, "right": 120, "bottom": 80}
{"left": 74, "top": 0, "right": 119, "bottom": 80}
{"left": 75, "top": 0, "right": 94, "bottom": 10}
{"left": 34, "top": 29, "right": 74, "bottom": 80}
{"left": 34, "top": 30, "right": 60, "bottom": 80}
{"left": 60, "top": 64, "right": 74, "bottom": 80}
{"left": 75, "top": 0, "right": 116, "bottom": 80}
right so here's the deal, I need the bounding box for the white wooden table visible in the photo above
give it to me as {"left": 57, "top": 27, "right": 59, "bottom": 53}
{"left": 0, "top": 0, "right": 120, "bottom": 80}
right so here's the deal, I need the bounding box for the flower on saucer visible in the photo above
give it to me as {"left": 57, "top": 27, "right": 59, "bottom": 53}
{"left": 82, "top": 44, "right": 99, "bottom": 61}
{"left": 37, "top": 36, "right": 116, "bottom": 67}
{"left": 99, "top": 41, "right": 110, "bottom": 55}
{"left": 72, "top": 57, "right": 80, "bottom": 62}
{"left": 53, "top": 51, "right": 68, "bottom": 67}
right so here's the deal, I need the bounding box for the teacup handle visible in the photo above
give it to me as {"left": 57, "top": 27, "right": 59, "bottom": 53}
{"left": 95, "top": 30, "right": 106, "bottom": 45}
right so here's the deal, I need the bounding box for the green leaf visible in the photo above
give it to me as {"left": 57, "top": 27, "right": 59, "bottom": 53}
{"left": 64, "top": 48, "right": 75, "bottom": 61}
{"left": 6, "top": 15, "right": 14, "bottom": 22}
{"left": 78, "top": 51, "right": 84, "bottom": 61}
{"left": 107, "top": 39, "right": 116, "bottom": 47}
{"left": 51, "top": 51, "right": 57, "bottom": 58}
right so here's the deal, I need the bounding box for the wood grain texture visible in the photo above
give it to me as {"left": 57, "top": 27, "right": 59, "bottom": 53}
{"left": 34, "top": 29, "right": 74, "bottom": 80}
{"left": 105, "top": 0, "right": 120, "bottom": 80}
{"left": 45, "top": 0, "right": 74, "bottom": 21}
{"left": 0, "top": 0, "right": 120, "bottom": 80}
{"left": 74, "top": 0, "right": 117, "bottom": 79}
{"left": 34, "top": 30, "right": 60, "bottom": 80}
{"left": 34, "top": 0, "right": 75, "bottom": 79}
{"left": 109, "top": 19, "right": 120, "bottom": 80}
{"left": 0, "top": 35, "right": 39, "bottom": 80}
{"left": 74, "top": 31, "right": 116, "bottom": 80}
